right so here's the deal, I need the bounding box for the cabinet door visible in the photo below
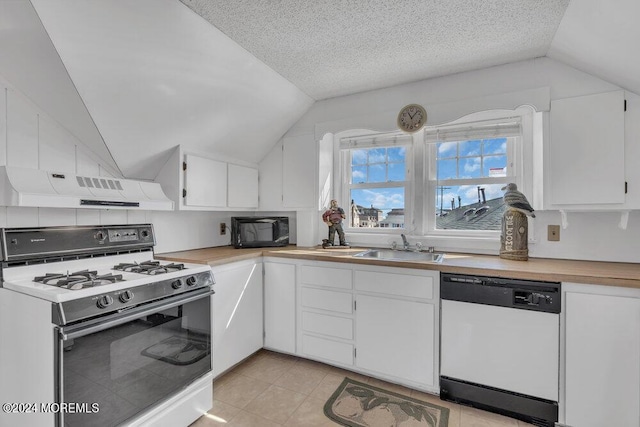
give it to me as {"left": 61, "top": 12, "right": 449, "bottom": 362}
{"left": 228, "top": 164, "right": 259, "bottom": 208}
{"left": 549, "top": 91, "right": 625, "bottom": 206}
{"left": 565, "top": 292, "right": 640, "bottom": 427}
{"left": 184, "top": 154, "right": 227, "bottom": 207}
{"left": 264, "top": 262, "right": 296, "bottom": 353}
{"left": 282, "top": 134, "right": 315, "bottom": 208}
{"left": 212, "top": 262, "right": 263, "bottom": 376}
{"left": 355, "top": 294, "right": 435, "bottom": 387}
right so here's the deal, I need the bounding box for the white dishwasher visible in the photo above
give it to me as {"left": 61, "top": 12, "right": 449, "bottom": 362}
{"left": 440, "top": 273, "right": 561, "bottom": 427}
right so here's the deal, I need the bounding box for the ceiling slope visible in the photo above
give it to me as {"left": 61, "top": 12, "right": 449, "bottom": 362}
{"left": 30, "top": 0, "right": 313, "bottom": 180}
{"left": 548, "top": 0, "right": 640, "bottom": 96}
{"left": 0, "top": 0, "right": 120, "bottom": 174}
{"left": 182, "top": 0, "right": 570, "bottom": 100}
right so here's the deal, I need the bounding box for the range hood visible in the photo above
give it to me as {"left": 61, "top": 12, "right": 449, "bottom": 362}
{"left": 0, "top": 166, "right": 174, "bottom": 211}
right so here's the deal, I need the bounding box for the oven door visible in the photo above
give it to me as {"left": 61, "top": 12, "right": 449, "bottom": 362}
{"left": 55, "top": 289, "right": 213, "bottom": 427}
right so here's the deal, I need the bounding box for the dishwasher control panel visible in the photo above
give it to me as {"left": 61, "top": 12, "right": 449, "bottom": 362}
{"left": 441, "top": 273, "right": 561, "bottom": 313}
{"left": 514, "top": 290, "right": 555, "bottom": 308}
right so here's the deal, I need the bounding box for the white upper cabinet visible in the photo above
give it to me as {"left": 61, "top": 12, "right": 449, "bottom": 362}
{"left": 258, "top": 134, "right": 315, "bottom": 210}
{"left": 184, "top": 154, "right": 227, "bottom": 208}
{"left": 547, "top": 90, "right": 636, "bottom": 209}
{"left": 155, "top": 146, "right": 259, "bottom": 211}
{"left": 228, "top": 164, "right": 259, "bottom": 208}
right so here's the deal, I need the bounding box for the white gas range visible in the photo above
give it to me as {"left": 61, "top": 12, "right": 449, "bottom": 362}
{"left": 0, "top": 224, "right": 215, "bottom": 427}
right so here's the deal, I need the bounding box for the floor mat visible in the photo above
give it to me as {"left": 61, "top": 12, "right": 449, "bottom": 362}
{"left": 324, "top": 377, "right": 449, "bottom": 427}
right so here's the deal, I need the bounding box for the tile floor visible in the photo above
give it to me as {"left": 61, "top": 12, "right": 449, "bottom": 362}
{"left": 190, "top": 350, "right": 536, "bottom": 427}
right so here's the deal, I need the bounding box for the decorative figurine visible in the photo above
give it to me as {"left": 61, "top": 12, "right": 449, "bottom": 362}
{"left": 502, "top": 183, "right": 536, "bottom": 217}
{"left": 500, "top": 183, "right": 532, "bottom": 261}
{"left": 322, "top": 199, "right": 349, "bottom": 248}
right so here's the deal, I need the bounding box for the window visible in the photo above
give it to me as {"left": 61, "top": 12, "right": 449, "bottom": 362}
{"left": 426, "top": 117, "right": 521, "bottom": 232}
{"left": 340, "top": 134, "right": 412, "bottom": 230}
{"left": 333, "top": 109, "right": 531, "bottom": 244}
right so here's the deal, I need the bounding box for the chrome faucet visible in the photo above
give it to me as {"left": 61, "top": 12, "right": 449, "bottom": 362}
{"left": 400, "top": 234, "right": 410, "bottom": 250}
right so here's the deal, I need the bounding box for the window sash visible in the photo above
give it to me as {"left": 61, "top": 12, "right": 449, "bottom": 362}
{"left": 341, "top": 142, "right": 411, "bottom": 232}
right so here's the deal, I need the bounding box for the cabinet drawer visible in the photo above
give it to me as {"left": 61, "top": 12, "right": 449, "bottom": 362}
{"left": 300, "top": 265, "right": 352, "bottom": 289}
{"left": 300, "top": 287, "right": 353, "bottom": 313}
{"left": 302, "top": 311, "right": 353, "bottom": 340}
{"left": 302, "top": 334, "right": 354, "bottom": 366}
{"left": 354, "top": 270, "right": 434, "bottom": 299}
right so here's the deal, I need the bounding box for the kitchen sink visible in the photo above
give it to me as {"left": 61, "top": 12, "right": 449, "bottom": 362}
{"left": 352, "top": 249, "right": 444, "bottom": 263}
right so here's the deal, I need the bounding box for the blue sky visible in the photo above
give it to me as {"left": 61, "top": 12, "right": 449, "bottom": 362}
{"left": 350, "top": 147, "right": 405, "bottom": 216}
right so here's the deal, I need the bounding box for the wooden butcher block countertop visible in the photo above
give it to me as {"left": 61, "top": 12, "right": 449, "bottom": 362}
{"left": 156, "top": 245, "right": 640, "bottom": 290}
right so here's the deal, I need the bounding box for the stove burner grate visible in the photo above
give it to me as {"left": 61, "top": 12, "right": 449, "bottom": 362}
{"left": 113, "top": 261, "right": 186, "bottom": 275}
{"left": 34, "top": 270, "right": 124, "bottom": 290}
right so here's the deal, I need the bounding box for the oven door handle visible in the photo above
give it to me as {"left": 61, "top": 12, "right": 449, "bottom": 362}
{"left": 59, "top": 289, "right": 214, "bottom": 341}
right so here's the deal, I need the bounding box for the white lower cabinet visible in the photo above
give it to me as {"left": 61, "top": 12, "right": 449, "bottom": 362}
{"left": 355, "top": 294, "right": 435, "bottom": 387}
{"left": 354, "top": 267, "right": 438, "bottom": 390}
{"left": 563, "top": 284, "right": 640, "bottom": 427}
{"left": 211, "top": 260, "right": 263, "bottom": 377}
{"left": 264, "top": 261, "right": 296, "bottom": 353}
{"left": 299, "top": 263, "right": 355, "bottom": 366}
{"left": 292, "top": 260, "right": 439, "bottom": 392}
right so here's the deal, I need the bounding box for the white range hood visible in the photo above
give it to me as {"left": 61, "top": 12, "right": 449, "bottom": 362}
{"left": 0, "top": 166, "right": 174, "bottom": 211}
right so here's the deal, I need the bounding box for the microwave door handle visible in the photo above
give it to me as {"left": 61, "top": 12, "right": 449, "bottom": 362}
{"left": 59, "top": 289, "right": 214, "bottom": 341}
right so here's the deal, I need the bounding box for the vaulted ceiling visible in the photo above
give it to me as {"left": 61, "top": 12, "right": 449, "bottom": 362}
{"left": 182, "top": 0, "right": 570, "bottom": 100}
{"left": 2, "top": 0, "right": 639, "bottom": 180}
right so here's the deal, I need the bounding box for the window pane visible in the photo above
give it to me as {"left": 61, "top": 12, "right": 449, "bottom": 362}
{"left": 483, "top": 138, "right": 507, "bottom": 155}
{"left": 434, "top": 184, "right": 506, "bottom": 231}
{"left": 387, "top": 147, "right": 405, "bottom": 162}
{"left": 388, "top": 162, "right": 405, "bottom": 181}
{"left": 437, "top": 142, "right": 457, "bottom": 158}
{"left": 459, "top": 140, "right": 481, "bottom": 157}
{"left": 352, "top": 149, "right": 367, "bottom": 165}
{"left": 437, "top": 159, "right": 457, "bottom": 180}
{"left": 350, "top": 187, "right": 405, "bottom": 228}
{"left": 367, "top": 164, "right": 386, "bottom": 183}
{"left": 369, "top": 148, "right": 386, "bottom": 163}
{"left": 483, "top": 155, "right": 507, "bottom": 177}
{"left": 461, "top": 157, "right": 482, "bottom": 178}
{"left": 351, "top": 165, "right": 367, "bottom": 183}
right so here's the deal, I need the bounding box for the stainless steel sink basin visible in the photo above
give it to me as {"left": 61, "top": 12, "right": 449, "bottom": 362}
{"left": 352, "top": 249, "right": 444, "bottom": 263}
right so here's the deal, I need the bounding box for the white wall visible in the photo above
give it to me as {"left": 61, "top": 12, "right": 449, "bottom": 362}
{"left": 0, "top": 73, "right": 234, "bottom": 253}
{"left": 268, "top": 57, "right": 639, "bottom": 263}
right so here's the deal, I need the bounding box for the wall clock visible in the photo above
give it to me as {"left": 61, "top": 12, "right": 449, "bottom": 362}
{"left": 397, "top": 104, "right": 427, "bottom": 133}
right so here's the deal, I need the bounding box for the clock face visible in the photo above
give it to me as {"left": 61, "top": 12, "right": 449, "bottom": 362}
{"left": 397, "top": 104, "right": 427, "bottom": 133}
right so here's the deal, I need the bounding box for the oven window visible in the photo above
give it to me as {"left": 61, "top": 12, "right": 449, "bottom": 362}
{"left": 60, "top": 296, "right": 211, "bottom": 427}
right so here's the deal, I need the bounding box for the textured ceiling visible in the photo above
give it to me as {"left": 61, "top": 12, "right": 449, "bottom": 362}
{"left": 181, "top": 0, "right": 570, "bottom": 100}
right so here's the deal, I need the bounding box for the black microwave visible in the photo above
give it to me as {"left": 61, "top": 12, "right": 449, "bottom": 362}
{"left": 230, "top": 216, "right": 289, "bottom": 248}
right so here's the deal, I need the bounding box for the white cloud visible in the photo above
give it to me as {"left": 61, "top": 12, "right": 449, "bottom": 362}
{"left": 463, "top": 158, "right": 481, "bottom": 173}
{"left": 352, "top": 170, "right": 365, "bottom": 181}
{"left": 361, "top": 189, "right": 404, "bottom": 208}
{"left": 438, "top": 142, "right": 457, "bottom": 156}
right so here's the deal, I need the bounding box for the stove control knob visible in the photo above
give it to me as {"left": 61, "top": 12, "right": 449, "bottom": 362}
{"left": 95, "top": 231, "right": 106, "bottom": 241}
{"left": 171, "top": 279, "right": 183, "bottom": 289}
{"left": 97, "top": 295, "right": 114, "bottom": 309}
{"left": 119, "top": 290, "right": 134, "bottom": 303}
{"left": 140, "top": 229, "right": 150, "bottom": 239}
{"left": 186, "top": 276, "right": 198, "bottom": 287}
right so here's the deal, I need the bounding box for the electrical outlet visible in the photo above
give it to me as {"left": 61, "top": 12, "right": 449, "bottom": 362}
{"left": 548, "top": 225, "right": 560, "bottom": 241}
{"left": 220, "top": 223, "right": 226, "bottom": 235}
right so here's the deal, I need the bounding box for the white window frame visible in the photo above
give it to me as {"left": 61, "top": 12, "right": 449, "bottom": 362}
{"left": 337, "top": 130, "right": 414, "bottom": 234}
{"left": 424, "top": 110, "right": 528, "bottom": 240}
